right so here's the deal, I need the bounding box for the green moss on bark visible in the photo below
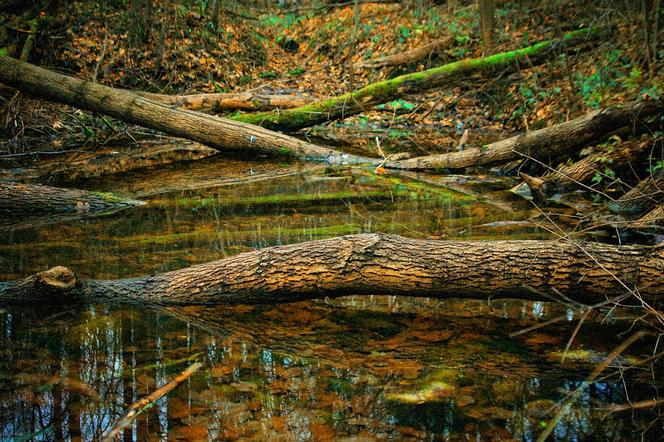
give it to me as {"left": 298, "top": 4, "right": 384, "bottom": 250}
{"left": 233, "top": 28, "right": 596, "bottom": 131}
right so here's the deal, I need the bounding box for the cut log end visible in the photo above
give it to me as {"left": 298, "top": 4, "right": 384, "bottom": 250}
{"left": 37, "top": 266, "right": 78, "bottom": 290}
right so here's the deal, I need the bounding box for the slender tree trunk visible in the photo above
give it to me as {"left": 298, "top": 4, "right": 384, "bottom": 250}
{"left": 385, "top": 100, "right": 664, "bottom": 171}
{"left": 1, "top": 233, "right": 661, "bottom": 306}
{"left": 233, "top": 28, "right": 599, "bottom": 131}
{"left": 479, "top": 0, "right": 495, "bottom": 50}
{"left": 0, "top": 56, "right": 371, "bottom": 163}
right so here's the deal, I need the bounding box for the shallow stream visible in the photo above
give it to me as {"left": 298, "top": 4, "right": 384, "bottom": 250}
{"left": 0, "top": 156, "right": 658, "bottom": 441}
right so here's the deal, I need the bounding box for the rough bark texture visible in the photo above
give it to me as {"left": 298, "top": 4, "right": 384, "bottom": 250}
{"left": 234, "top": 28, "right": 598, "bottom": 131}
{"left": 138, "top": 91, "right": 317, "bottom": 112}
{"left": 629, "top": 205, "right": 664, "bottom": 229}
{"left": 0, "top": 56, "right": 372, "bottom": 163}
{"left": 0, "top": 181, "right": 143, "bottom": 216}
{"left": 608, "top": 171, "right": 664, "bottom": 217}
{"left": 359, "top": 35, "right": 455, "bottom": 68}
{"left": 522, "top": 138, "right": 653, "bottom": 197}
{"left": 385, "top": 100, "right": 664, "bottom": 171}
{"left": 1, "top": 233, "right": 661, "bottom": 306}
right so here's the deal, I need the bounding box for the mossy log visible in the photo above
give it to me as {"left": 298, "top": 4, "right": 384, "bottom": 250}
{"left": 386, "top": 100, "right": 664, "bottom": 171}
{"left": 359, "top": 35, "right": 455, "bottom": 68}
{"left": 138, "top": 91, "right": 317, "bottom": 113}
{"left": 608, "top": 171, "right": 664, "bottom": 217}
{"left": 0, "top": 56, "right": 372, "bottom": 163}
{"left": 233, "top": 28, "right": 597, "bottom": 131}
{"left": 1, "top": 233, "right": 661, "bottom": 306}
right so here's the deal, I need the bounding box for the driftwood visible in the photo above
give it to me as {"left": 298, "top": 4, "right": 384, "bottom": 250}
{"left": 386, "top": 100, "right": 664, "bottom": 171}
{"left": 359, "top": 35, "right": 455, "bottom": 68}
{"left": 0, "top": 56, "right": 372, "bottom": 163}
{"left": 138, "top": 91, "right": 317, "bottom": 112}
{"left": 0, "top": 233, "right": 661, "bottom": 306}
{"left": 234, "top": 28, "right": 598, "bottom": 131}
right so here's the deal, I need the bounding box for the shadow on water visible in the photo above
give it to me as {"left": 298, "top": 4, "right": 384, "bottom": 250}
{"left": 0, "top": 157, "right": 659, "bottom": 440}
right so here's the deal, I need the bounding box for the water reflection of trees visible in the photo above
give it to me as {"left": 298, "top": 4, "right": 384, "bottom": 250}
{"left": 0, "top": 301, "right": 659, "bottom": 440}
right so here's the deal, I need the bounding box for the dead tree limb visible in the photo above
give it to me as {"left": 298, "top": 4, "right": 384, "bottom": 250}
{"left": 359, "top": 35, "right": 455, "bottom": 68}
{"left": 0, "top": 56, "right": 373, "bottom": 163}
{"left": 609, "top": 171, "right": 664, "bottom": 217}
{"left": 101, "top": 362, "right": 202, "bottom": 442}
{"left": 385, "top": 100, "right": 664, "bottom": 171}
{"left": 0, "top": 233, "right": 661, "bottom": 306}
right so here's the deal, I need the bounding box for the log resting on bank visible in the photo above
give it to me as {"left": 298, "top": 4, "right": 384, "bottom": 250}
{"left": 0, "top": 56, "right": 373, "bottom": 164}
{"left": 1, "top": 233, "right": 661, "bottom": 306}
{"left": 385, "top": 100, "right": 664, "bottom": 171}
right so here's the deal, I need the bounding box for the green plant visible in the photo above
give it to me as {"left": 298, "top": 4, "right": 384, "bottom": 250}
{"left": 259, "top": 71, "right": 278, "bottom": 79}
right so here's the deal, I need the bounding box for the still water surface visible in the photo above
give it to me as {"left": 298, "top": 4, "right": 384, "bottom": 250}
{"left": 0, "top": 157, "right": 658, "bottom": 440}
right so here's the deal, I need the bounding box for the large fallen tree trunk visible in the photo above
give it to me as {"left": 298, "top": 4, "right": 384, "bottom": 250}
{"left": 0, "top": 56, "right": 371, "bottom": 163}
{"left": 233, "top": 28, "right": 598, "bottom": 131}
{"left": 137, "top": 91, "right": 317, "bottom": 112}
{"left": 385, "top": 100, "right": 664, "bottom": 171}
{"left": 1, "top": 233, "right": 661, "bottom": 305}
{"left": 358, "top": 35, "right": 455, "bottom": 68}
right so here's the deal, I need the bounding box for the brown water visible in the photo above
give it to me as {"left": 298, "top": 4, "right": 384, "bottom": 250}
{"left": 0, "top": 157, "right": 659, "bottom": 441}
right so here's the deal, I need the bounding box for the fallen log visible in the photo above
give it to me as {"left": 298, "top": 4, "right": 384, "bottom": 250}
{"left": 137, "top": 91, "right": 317, "bottom": 112}
{"left": 1, "top": 139, "right": 218, "bottom": 182}
{"left": 0, "top": 233, "right": 661, "bottom": 305}
{"left": 0, "top": 181, "right": 144, "bottom": 231}
{"left": 629, "top": 205, "right": 664, "bottom": 229}
{"left": 0, "top": 181, "right": 143, "bottom": 216}
{"left": 608, "top": 171, "right": 664, "bottom": 217}
{"left": 520, "top": 138, "right": 654, "bottom": 198}
{"left": 359, "top": 35, "right": 455, "bottom": 68}
{"left": 234, "top": 28, "right": 598, "bottom": 131}
{"left": 0, "top": 56, "right": 372, "bottom": 163}
{"left": 385, "top": 100, "right": 664, "bottom": 171}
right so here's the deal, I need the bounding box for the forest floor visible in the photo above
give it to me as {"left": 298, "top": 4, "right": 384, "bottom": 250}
{"left": 0, "top": 0, "right": 662, "bottom": 191}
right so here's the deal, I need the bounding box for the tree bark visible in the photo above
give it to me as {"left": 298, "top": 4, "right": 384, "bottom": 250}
{"left": 385, "top": 100, "right": 664, "bottom": 171}
{"left": 608, "top": 171, "right": 664, "bottom": 217}
{"left": 233, "top": 28, "right": 599, "bottom": 131}
{"left": 479, "top": 0, "right": 495, "bottom": 50}
{"left": 523, "top": 138, "right": 652, "bottom": 197}
{"left": 359, "top": 35, "right": 455, "bottom": 68}
{"left": 0, "top": 181, "right": 143, "bottom": 216}
{"left": 138, "top": 91, "right": 317, "bottom": 112}
{"left": 0, "top": 181, "right": 144, "bottom": 231}
{"left": 1, "top": 233, "right": 661, "bottom": 306}
{"left": 629, "top": 205, "right": 664, "bottom": 229}
{"left": 0, "top": 56, "right": 372, "bottom": 163}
